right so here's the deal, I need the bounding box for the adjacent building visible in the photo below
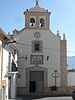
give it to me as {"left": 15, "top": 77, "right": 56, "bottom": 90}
{"left": 67, "top": 69, "right": 75, "bottom": 94}
{"left": 0, "top": 28, "right": 18, "bottom": 100}
{"left": 0, "top": 28, "right": 10, "bottom": 100}
{"left": 12, "top": 2, "right": 67, "bottom": 95}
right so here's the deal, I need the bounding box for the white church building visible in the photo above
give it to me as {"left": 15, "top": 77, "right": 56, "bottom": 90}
{"left": 11, "top": 1, "right": 67, "bottom": 95}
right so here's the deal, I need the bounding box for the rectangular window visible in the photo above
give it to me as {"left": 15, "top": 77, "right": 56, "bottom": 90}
{"left": 35, "top": 43, "right": 40, "bottom": 51}
{"left": 32, "top": 40, "right": 43, "bottom": 53}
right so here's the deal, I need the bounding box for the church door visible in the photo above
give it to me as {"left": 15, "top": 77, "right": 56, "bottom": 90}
{"left": 29, "top": 71, "right": 44, "bottom": 94}
{"left": 29, "top": 81, "right": 36, "bottom": 92}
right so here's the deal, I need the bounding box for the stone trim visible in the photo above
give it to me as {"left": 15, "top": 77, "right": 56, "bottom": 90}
{"left": 60, "top": 40, "right": 67, "bottom": 93}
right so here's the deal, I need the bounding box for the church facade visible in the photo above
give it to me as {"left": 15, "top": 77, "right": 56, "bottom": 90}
{"left": 12, "top": 2, "right": 67, "bottom": 95}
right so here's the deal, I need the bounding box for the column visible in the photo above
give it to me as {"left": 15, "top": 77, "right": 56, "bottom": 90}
{"left": 10, "top": 73, "right": 17, "bottom": 99}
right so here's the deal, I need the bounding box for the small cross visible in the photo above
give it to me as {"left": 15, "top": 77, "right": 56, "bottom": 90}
{"left": 36, "top": 0, "right": 39, "bottom": 5}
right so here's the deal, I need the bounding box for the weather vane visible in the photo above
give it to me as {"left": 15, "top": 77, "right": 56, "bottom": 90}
{"left": 35, "top": 0, "right": 39, "bottom": 5}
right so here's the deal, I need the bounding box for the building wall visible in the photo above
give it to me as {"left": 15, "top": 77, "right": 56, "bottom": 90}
{"left": 66, "top": 71, "right": 75, "bottom": 94}
{"left": 0, "top": 90, "right": 1, "bottom": 99}
{"left": 68, "top": 71, "right": 75, "bottom": 86}
{"left": 0, "top": 42, "right": 3, "bottom": 99}
{"left": 14, "top": 29, "right": 61, "bottom": 88}
{"left": 2, "top": 49, "right": 9, "bottom": 80}
{"left": 0, "top": 29, "right": 19, "bottom": 99}
{"left": 2, "top": 49, "right": 9, "bottom": 100}
{"left": 0, "top": 46, "right": 1, "bottom": 89}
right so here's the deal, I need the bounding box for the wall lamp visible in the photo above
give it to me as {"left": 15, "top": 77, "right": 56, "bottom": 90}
{"left": 3, "top": 40, "right": 17, "bottom": 47}
{"left": 5, "top": 40, "right": 17, "bottom": 45}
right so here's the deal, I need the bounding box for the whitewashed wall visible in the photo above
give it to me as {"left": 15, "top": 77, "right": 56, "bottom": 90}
{"left": 2, "top": 49, "right": 9, "bottom": 80}
{"left": 14, "top": 29, "right": 61, "bottom": 87}
{"left": 68, "top": 71, "right": 75, "bottom": 86}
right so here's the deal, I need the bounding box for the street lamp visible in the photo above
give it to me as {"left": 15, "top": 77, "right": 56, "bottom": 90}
{"left": 5, "top": 40, "right": 17, "bottom": 45}
{"left": 2, "top": 40, "right": 17, "bottom": 48}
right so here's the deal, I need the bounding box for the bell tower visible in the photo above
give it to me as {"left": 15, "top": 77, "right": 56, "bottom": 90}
{"left": 24, "top": 1, "right": 51, "bottom": 30}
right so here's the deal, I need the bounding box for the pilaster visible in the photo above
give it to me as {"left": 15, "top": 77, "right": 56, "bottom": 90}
{"left": 60, "top": 39, "right": 67, "bottom": 93}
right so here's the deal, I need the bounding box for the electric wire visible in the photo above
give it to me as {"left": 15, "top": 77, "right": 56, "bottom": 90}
{"left": 15, "top": 41, "right": 75, "bottom": 53}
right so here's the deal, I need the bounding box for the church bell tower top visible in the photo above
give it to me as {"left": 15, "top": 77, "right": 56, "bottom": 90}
{"left": 24, "top": 0, "right": 51, "bottom": 30}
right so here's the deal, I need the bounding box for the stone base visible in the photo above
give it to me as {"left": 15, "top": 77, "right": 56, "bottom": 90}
{"left": 67, "top": 86, "right": 75, "bottom": 94}
{"left": 17, "top": 87, "right": 28, "bottom": 95}
{"left": 17, "top": 86, "right": 68, "bottom": 95}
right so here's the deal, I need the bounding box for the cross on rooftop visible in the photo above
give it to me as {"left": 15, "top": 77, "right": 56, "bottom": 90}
{"left": 35, "top": 0, "right": 39, "bottom": 5}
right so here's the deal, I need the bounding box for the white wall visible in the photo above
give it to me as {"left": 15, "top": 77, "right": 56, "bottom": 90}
{"left": 2, "top": 49, "right": 9, "bottom": 100}
{"left": 68, "top": 71, "right": 75, "bottom": 86}
{"left": 14, "top": 29, "right": 61, "bottom": 87}
{"left": 2, "top": 49, "right": 9, "bottom": 80}
{"left": 17, "top": 69, "right": 26, "bottom": 87}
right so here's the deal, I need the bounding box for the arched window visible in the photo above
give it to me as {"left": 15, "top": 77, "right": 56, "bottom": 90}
{"left": 30, "top": 18, "right": 35, "bottom": 27}
{"left": 40, "top": 18, "right": 44, "bottom": 27}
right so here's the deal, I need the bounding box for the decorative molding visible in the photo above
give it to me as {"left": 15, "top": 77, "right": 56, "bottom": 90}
{"left": 30, "top": 55, "right": 44, "bottom": 64}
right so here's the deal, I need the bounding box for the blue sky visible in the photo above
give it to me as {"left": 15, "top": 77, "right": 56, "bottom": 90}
{"left": 0, "top": 0, "right": 75, "bottom": 56}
